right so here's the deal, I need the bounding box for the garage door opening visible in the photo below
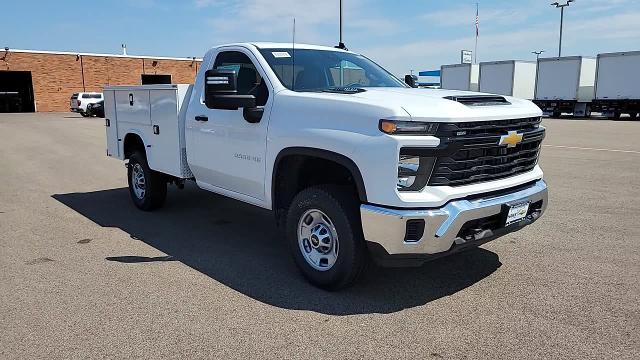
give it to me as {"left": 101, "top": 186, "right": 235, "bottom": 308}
{"left": 0, "top": 71, "right": 35, "bottom": 112}
{"left": 141, "top": 74, "right": 172, "bottom": 85}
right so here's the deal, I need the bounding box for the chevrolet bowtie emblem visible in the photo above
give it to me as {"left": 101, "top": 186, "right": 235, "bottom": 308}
{"left": 499, "top": 131, "right": 524, "bottom": 148}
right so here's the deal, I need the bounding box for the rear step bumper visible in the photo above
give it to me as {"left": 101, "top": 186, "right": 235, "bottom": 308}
{"left": 360, "top": 180, "right": 548, "bottom": 267}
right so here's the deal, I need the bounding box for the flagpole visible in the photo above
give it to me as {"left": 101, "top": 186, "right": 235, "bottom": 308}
{"left": 474, "top": 2, "right": 478, "bottom": 64}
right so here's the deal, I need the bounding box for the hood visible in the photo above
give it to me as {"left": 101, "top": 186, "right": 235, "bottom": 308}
{"left": 345, "top": 88, "right": 542, "bottom": 122}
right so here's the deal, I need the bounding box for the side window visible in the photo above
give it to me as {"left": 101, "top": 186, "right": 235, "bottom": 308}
{"left": 213, "top": 51, "right": 269, "bottom": 106}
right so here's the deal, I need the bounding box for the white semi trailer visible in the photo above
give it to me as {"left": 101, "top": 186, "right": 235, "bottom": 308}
{"left": 592, "top": 51, "right": 640, "bottom": 119}
{"left": 479, "top": 60, "right": 537, "bottom": 100}
{"left": 440, "top": 64, "right": 479, "bottom": 92}
{"left": 533, "top": 56, "right": 596, "bottom": 118}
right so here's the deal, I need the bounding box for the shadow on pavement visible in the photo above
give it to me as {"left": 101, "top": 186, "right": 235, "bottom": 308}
{"left": 53, "top": 184, "right": 501, "bottom": 315}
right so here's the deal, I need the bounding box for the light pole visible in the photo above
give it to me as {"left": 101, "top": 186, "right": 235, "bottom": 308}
{"left": 551, "top": 0, "right": 574, "bottom": 57}
{"left": 532, "top": 50, "right": 545, "bottom": 60}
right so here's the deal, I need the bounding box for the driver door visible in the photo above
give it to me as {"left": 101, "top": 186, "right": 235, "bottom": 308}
{"left": 188, "top": 49, "right": 272, "bottom": 202}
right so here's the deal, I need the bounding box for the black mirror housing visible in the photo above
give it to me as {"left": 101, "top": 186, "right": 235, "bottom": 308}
{"left": 243, "top": 106, "right": 264, "bottom": 123}
{"left": 404, "top": 74, "right": 418, "bottom": 88}
{"left": 205, "top": 69, "right": 256, "bottom": 110}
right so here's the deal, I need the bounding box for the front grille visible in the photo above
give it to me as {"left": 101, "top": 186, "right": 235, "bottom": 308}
{"left": 428, "top": 117, "right": 544, "bottom": 187}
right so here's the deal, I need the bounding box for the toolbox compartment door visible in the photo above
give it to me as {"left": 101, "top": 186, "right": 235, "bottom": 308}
{"left": 148, "top": 89, "right": 182, "bottom": 176}
{"left": 114, "top": 90, "right": 151, "bottom": 125}
{"left": 104, "top": 90, "right": 120, "bottom": 158}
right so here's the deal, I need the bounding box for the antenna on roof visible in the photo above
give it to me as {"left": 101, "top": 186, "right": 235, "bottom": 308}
{"left": 335, "top": 0, "right": 348, "bottom": 50}
{"left": 292, "top": 18, "right": 296, "bottom": 91}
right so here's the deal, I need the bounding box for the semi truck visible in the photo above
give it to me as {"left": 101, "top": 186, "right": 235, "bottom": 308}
{"left": 591, "top": 51, "right": 640, "bottom": 119}
{"left": 533, "top": 56, "right": 596, "bottom": 118}
{"left": 479, "top": 60, "right": 537, "bottom": 100}
{"left": 440, "top": 63, "right": 479, "bottom": 92}
{"left": 104, "top": 43, "right": 548, "bottom": 289}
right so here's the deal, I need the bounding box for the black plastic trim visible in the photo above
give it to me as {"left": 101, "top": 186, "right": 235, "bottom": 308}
{"left": 272, "top": 147, "right": 367, "bottom": 203}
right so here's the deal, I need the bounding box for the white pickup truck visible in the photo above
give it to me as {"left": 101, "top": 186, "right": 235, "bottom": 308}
{"left": 104, "top": 43, "right": 548, "bottom": 289}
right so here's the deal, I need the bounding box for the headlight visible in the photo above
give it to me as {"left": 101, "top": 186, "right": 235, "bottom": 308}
{"left": 397, "top": 152, "right": 436, "bottom": 192}
{"left": 380, "top": 120, "right": 439, "bottom": 135}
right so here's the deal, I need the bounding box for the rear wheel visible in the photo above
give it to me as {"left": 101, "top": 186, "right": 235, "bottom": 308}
{"left": 286, "top": 186, "right": 367, "bottom": 290}
{"left": 127, "top": 151, "right": 167, "bottom": 211}
{"left": 80, "top": 111, "right": 90, "bottom": 117}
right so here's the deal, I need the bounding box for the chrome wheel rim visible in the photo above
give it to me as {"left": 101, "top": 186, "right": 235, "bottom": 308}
{"left": 297, "top": 209, "right": 339, "bottom": 271}
{"left": 131, "top": 163, "right": 146, "bottom": 199}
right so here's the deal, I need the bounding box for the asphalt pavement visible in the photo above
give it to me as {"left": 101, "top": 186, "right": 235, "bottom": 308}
{"left": 0, "top": 113, "right": 638, "bottom": 359}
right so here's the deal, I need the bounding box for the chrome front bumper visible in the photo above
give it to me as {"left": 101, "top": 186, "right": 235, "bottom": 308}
{"left": 360, "top": 180, "right": 548, "bottom": 262}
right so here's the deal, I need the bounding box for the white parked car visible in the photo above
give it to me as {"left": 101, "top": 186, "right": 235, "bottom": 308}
{"left": 70, "top": 92, "right": 103, "bottom": 116}
{"left": 104, "top": 43, "right": 548, "bottom": 289}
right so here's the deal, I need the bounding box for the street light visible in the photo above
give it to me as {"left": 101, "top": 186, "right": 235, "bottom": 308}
{"left": 550, "top": 0, "right": 575, "bottom": 57}
{"left": 532, "top": 50, "right": 545, "bottom": 60}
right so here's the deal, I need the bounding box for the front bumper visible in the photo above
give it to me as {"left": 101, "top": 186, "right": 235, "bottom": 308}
{"left": 360, "top": 180, "right": 548, "bottom": 267}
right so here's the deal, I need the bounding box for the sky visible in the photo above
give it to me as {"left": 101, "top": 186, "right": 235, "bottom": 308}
{"left": 2, "top": 0, "right": 639, "bottom": 77}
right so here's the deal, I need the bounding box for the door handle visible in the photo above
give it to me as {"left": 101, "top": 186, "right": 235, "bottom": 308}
{"left": 195, "top": 115, "right": 208, "bottom": 122}
{"left": 129, "top": 93, "right": 134, "bottom": 106}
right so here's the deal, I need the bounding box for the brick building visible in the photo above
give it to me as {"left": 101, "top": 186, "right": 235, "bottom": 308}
{"left": 0, "top": 48, "right": 203, "bottom": 112}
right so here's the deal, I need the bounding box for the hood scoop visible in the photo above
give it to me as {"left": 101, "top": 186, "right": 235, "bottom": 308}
{"left": 444, "top": 95, "right": 511, "bottom": 106}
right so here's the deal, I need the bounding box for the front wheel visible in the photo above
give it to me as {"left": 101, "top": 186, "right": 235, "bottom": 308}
{"left": 285, "top": 186, "right": 367, "bottom": 290}
{"left": 127, "top": 151, "right": 167, "bottom": 211}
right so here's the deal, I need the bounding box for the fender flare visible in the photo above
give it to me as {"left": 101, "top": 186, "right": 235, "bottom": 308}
{"left": 122, "top": 130, "right": 148, "bottom": 158}
{"left": 272, "top": 147, "right": 367, "bottom": 203}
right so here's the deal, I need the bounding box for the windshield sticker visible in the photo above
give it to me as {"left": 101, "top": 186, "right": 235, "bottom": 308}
{"left": 272, "top": 51, "right": 291, "bottom": 58}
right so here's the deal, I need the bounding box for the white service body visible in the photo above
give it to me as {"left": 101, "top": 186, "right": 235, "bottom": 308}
{"left": 479, "top": 60, "right": 537, "bottom": 99}
{"left": 104, "top": 84, "right": 193, "bottom": 178}
{"left": 440, "top": 64, "right": 479, "bottom": 92}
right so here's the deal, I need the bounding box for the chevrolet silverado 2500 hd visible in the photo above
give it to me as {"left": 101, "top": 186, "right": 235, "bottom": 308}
{"left": 104, "top": 43, "right": 548, "bottom": 289}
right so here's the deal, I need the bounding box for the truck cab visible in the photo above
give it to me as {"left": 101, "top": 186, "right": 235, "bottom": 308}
{"left": 104, "top": 43, "right": 548, "bottom": 289}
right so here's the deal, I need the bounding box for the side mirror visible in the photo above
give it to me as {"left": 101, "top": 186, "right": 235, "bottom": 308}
{"left": 205, "top": 69, "right": 256, "bottom": 110}
{"left": 404, "top": 74, "right": 418, "bottom": 88}
{"left": 243, "top": 107, "right": 264, "bottom": 123}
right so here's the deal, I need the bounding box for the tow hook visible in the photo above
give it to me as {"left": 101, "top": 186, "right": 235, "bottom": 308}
{"left": 173, "top": 179, "right": 185, "bottom": 189}
{"left": 455, "top": 229, "right": 494, "bottom": 245}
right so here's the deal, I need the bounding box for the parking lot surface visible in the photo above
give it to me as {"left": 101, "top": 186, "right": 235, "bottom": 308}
{"left": 1, "top": 113, "right": 638, "bottom": 359}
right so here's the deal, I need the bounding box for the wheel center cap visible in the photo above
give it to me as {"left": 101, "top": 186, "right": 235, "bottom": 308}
{"left": 310, "top": 235, "right": 320, "bottom": 247}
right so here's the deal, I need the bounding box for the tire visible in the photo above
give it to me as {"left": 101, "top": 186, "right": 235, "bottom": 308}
{"left": 80, "top": 111, "right": 90, "bottom": 117}
{"left": 285, "top": 185, "right": 367, "bottom": 290}
{"left": 552, "top": 111, "right": 561, "bottom": 118}
{"left": 127, "top": 151, "right": 167, "bottom": 211}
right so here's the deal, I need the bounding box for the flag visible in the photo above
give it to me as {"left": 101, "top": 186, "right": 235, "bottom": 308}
{"left": 475, "top": 3, "right": 479, "bottom": 37}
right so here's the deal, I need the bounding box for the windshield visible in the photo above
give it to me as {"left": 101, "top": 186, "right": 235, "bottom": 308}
{"left": 258, "top": 48, "right": 406, "bottom": 92}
